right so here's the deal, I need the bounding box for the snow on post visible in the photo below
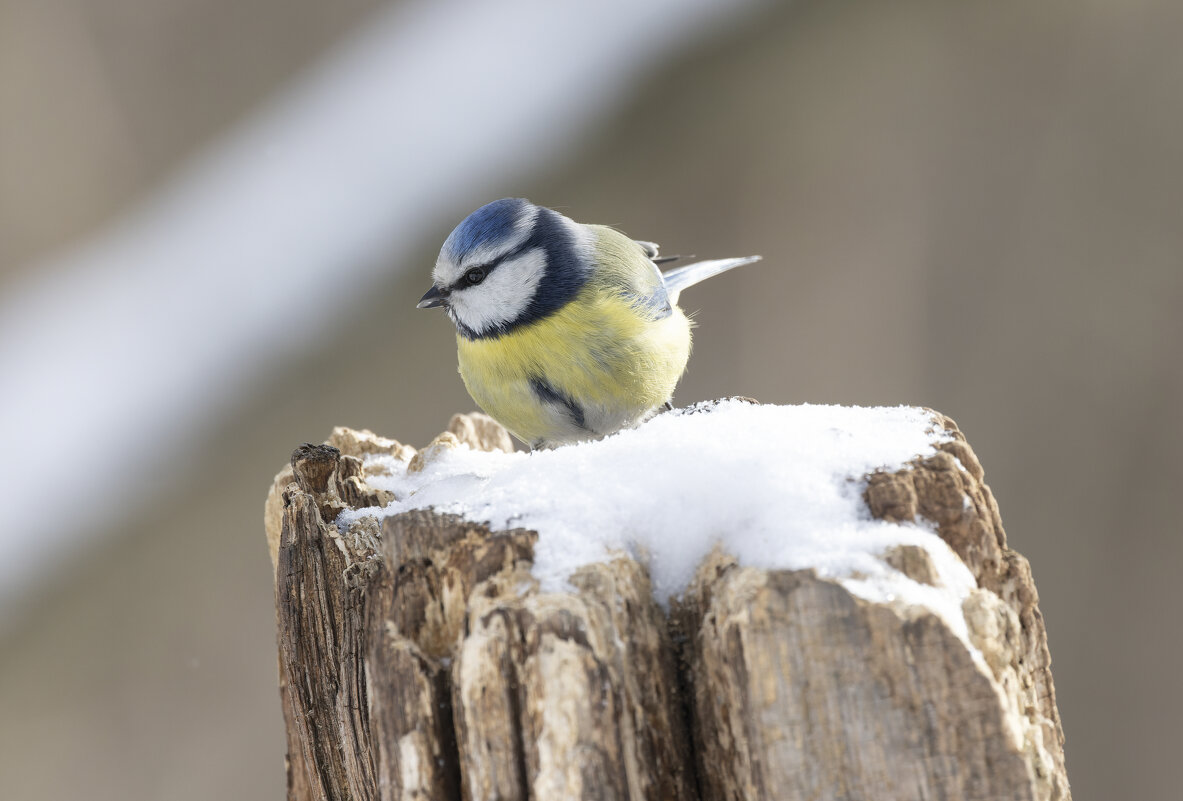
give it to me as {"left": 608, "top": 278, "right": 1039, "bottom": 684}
{"left": 264, "top": 401, "right": 1070, "bottom": 801}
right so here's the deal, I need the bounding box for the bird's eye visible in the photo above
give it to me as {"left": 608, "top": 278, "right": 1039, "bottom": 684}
{"left": 465, "top": 266, "right": 487, "bottom": 286}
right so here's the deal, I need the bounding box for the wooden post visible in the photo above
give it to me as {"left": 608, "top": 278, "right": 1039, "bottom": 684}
{"left": 263, "top": 412, "right": 1069, "bottom": 801}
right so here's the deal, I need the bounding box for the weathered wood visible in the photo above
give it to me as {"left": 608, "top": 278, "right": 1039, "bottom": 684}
{"left": 276, "top": 442, "right": 382, "bottom": 801}
{"left": 264, "top": 411, "right": 1070, "bottom": 801}
{"left": 866, "top": 412, "right": 1067, "bottom": 799}
{"left": 366, "top": 510, "right": 536, "bottom": 801}
{"left": 451, "top": 556, "right": 697, "bottom": 801}
{"left": 267, "top": 417, "right": 696, "bottom": 800}
{"left": 678, "top": 558, "right": 1042, "bottom": 801}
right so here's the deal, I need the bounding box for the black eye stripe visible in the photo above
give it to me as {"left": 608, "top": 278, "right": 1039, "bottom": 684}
{"left": 453, "top": 237, "right": 537, "bottom": 291}
{"left": 453, "top": 264, "right": 489, "bottom": 291}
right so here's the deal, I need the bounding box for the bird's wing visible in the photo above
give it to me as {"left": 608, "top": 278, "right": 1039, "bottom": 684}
{"left": 583, "top": 229, "right": 672, "bottom": 318}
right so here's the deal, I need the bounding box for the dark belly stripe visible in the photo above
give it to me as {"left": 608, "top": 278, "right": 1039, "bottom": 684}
{"left": 529, "top": 377, "right": 589, "bottom": 431}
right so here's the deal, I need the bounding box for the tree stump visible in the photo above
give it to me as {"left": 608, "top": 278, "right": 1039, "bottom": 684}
{"left": 263, "top": 410, "right": 1069, "bottom": 801}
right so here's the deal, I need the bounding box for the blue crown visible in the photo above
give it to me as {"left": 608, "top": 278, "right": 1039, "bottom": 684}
{"left": 442, "top": 197, "right": 532, "bottom": 264}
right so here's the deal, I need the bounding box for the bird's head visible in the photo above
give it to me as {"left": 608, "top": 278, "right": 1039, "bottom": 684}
{"left": 418, "top": 198, "right": 592, "bottom": 339}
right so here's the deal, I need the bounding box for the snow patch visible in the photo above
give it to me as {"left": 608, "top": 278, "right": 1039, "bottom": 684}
{"left": 341, "top": 402, "right": 979, "bottom": 648}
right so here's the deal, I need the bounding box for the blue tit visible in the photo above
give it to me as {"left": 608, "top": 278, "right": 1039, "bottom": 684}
{"left": 417, "top": 198, "right": 761, "bottom": 449}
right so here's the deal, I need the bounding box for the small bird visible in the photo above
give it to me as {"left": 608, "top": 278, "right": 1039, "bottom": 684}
{"left": 418, "top": 198, "right": 761, "bottom": 449}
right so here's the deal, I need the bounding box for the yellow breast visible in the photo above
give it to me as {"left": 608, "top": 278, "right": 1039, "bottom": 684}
{"left": 456, "top": 284, "right": 691, "bottom": 446}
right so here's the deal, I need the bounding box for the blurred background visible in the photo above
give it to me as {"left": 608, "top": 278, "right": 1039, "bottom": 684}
{"left": 1, "top": 0, "right": 1180, "bottom": 798}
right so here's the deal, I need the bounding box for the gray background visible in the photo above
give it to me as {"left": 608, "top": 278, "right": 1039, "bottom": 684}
{"left": 2, "top": 1, "right": 1180, "bottom": 798}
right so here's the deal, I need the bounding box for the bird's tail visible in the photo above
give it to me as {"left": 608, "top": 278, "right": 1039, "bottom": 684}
{"left": 661, "top": 255, "right": 763, "bottom": 303}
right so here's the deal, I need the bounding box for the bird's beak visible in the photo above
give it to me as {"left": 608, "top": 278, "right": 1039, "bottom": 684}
{"left": 417, "top": 284, "right": 447, "bottom": 309}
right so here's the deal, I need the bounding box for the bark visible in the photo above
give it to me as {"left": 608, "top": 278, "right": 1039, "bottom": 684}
{"left": 264, "top": 411, "right": 1069, "bottom": 801}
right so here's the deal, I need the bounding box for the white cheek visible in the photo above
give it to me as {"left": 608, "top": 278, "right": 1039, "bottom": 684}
{"left": 449, "top": 248, "right": 547, "bottom": 333}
